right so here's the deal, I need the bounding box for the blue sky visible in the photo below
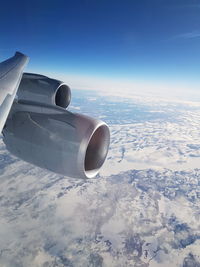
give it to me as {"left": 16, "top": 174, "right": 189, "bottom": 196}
{"left": 1, "top": 0, "right": 200, "bottom": 93}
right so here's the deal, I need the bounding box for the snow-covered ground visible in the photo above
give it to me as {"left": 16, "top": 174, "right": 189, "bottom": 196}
{"left": 0, "top": 89, "right": 200, "bottom": 266}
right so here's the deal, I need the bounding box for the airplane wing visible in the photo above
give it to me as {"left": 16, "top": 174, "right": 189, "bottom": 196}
{"left": 0, "top": 52, "right": 29, "bottom": 133}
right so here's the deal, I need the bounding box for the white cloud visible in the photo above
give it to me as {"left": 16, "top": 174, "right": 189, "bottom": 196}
{"left": 173, "top": 31, "right": 200, "bottom": 40}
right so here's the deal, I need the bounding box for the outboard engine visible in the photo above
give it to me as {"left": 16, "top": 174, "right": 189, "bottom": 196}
{"left": 2, "top": 73, "right": 110, "bottom": 179}
{"left": 17, "top": 73, "right": 71, "bottom": 108}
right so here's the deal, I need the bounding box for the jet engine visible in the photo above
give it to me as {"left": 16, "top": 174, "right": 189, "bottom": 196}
{"left": 2, "top": 74, "right": 110, "bottom": 179}
{"left": 17, "top": 73, "right": 71, "bottom": 108}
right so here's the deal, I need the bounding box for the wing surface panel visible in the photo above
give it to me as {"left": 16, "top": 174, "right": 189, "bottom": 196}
{"left": 0, "top": 52, "right": 29, "bottom": 133}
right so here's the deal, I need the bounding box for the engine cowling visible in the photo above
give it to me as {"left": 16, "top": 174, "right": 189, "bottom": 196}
{"left": 17, "top": 73, "right": 71, "bottom": 108}
{"left": 3, "top": 74, "right": 110, "bottom": 179}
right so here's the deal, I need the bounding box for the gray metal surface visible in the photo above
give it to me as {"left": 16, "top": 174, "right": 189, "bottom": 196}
{"left": 18, "top": 73, "right": 71, "bottom": 108}
{"left": 3, "top": 100, "right": 110, "bottom": 178}
{"left": 0, "top": 52, "right": 29, "bottom": 133}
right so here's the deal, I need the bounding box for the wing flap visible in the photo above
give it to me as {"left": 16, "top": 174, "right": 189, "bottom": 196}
{"left": 0, "top": 52, "right": 29, "bottom": 133}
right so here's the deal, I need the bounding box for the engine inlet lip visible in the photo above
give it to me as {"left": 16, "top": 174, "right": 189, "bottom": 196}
{"left": 81, "top": 121, "right": 110, "bottom": 179}
{"left": 54, "top": 83, "right": 71, "bottom": 109}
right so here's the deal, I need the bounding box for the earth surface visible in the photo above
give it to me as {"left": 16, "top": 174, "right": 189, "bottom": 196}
{"left": 0, "top": 89, "right": 200, "bottom": 266}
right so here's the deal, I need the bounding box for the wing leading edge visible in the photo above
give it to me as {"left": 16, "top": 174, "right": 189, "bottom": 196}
{"left": 0, "top": 52, "right": 29, "bottom": 133}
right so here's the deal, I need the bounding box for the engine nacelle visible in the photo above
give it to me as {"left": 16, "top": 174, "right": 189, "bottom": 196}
{"left": 17, "top": 73, "right": 71, "bottom": 108}
{"left": 3, "top": 73, "right": 110, "bottom": 179}
{"left": 3, "top": 101, "right": 110, "bottom": 178}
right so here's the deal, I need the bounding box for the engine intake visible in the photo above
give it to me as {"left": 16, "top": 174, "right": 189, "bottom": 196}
{"left": 85, "top": 123, "right": 109, "bottom": 178}
{"left": 55, "top": 84, "right": 70, "bottom": 108}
